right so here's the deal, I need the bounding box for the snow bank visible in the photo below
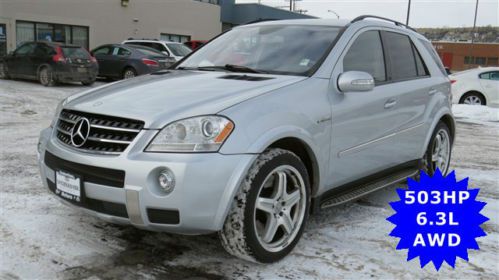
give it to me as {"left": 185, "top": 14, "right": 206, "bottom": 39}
{"left": 453, "top": 104, "right": 499, "bottom": 127}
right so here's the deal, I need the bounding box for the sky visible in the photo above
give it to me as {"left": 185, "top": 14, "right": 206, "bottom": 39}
{"left": 236, "top": 0, "right": 499, "bottom": 28}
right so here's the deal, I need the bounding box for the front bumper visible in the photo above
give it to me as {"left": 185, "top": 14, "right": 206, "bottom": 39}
{"left": 37, "top": 127, "right": 255, "bottom": 234}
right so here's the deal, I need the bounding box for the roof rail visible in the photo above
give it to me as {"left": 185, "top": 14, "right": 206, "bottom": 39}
{"left": 351, "top": 15, "right": 418, "bottom": 32}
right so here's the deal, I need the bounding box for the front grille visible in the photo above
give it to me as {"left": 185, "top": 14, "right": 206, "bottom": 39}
{"left": 56, "top": 109, "right": 144, "bottom": 155}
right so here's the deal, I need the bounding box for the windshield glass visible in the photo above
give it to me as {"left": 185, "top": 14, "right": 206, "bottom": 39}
{"left": 178, "top": 25, "right": 340, "bottom": 76}
{"left": 166, "top": 43, "right": 192, "bottom": 56}
{"left": 62, "top": 47, "right": 90, "bottom": 59}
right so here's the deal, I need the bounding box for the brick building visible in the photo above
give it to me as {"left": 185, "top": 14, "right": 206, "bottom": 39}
{"left": 432, "top": 41, "right": 499, "bottom": 72}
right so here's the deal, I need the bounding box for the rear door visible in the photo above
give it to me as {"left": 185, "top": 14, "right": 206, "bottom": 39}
{"left": 108, "top": 46, "right": 132, "bottom": 75}
{"left": 92, "top": 45, "right": 113, "bottom": 76}
{"left": 479, "top": 71, "right": 499, "bottom": 105}
{"left": 30, "top": 43, "right": 52, "bottom": 77}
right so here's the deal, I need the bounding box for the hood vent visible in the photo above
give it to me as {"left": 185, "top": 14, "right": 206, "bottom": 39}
{"left": 219, "top": 75, "right": 274, "bottom": 81}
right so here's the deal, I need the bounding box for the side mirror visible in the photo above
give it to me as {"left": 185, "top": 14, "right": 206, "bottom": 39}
{"left": 338, "top": 71, "right": 375, "bottom": 93}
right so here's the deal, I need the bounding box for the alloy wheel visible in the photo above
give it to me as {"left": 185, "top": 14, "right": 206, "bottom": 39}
{"left": 40, "top": 68, "right": 49, "bottom": 85}
{"left": 463, "top": 95, "right": 482, "bottom": 105}
{"left": 253, "top": 165, "right": 307, "bottom": 253}
{"left": 431, "top": 129, "right": 451, "bottom": 174}
{"left": 123, "top": 69, "right": 136, "bottom": 79}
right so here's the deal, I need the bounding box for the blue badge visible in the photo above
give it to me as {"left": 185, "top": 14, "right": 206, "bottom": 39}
{"left": 387, "top": 170, "right": 489, "bottom": 270}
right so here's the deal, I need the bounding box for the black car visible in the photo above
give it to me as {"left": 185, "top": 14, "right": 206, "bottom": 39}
{"left": 91, "top": 44, "right": 174, "bottom": 80}
{"left": 0, "top": 41, "right": 98, "bottom": 86}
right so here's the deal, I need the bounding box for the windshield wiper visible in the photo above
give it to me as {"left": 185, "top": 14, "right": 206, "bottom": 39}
{"left": 178, "top": 64, "right": 266, "bottom": 74}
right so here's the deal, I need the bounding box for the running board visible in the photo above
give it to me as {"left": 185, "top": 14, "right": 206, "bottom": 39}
{"left": 320, "top": 168, "right": 418, "bottom": 209}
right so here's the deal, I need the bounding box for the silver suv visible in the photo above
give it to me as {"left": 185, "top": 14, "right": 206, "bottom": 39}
{"left": 38, "top": 16, "right": 455, "bottom": 263}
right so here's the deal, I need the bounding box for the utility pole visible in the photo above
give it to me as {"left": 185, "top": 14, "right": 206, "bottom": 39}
{"left": 406, "top": 0, "right": 411, "bottom": 25}
{"left": 289, "top": 0, "right": 293, "bottom": 11}
{"left": 468, "top": 0, "right": 480, "bottom": 69}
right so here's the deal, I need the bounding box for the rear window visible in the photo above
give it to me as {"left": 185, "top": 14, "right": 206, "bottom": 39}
{"left": 166, "top": 43, "right": 191, "bottom": 56}
{"left": 419, "top": 39, "right": 447, "bottom": 76}
{"left": 135, "top": 48, "right": 164, "bottom": 57}
{"left": 62, "top": 47, "right": 90, "bottom": 59}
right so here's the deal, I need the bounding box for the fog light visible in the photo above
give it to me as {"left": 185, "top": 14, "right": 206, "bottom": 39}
{"left": 158, "top": 169, "right": 175, "bottom": 193}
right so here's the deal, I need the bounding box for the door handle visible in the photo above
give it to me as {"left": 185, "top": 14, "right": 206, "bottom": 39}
{"left": 384, "top": 99, "right": 397, "bottom": 109}
{"left": 428, "top": 88, "right": 438, "bottom": 95}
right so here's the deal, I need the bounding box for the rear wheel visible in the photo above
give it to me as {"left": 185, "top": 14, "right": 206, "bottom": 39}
{"left": 460, "top": 92, "right": 486, "bottom": 106}
{"left": 39, "top": 66, "right": 56, "bottom": 87}
{"left": 122, "top": 67, "right": 137, "bottom": 79}
{"left": 0, "top": 61, "right": 9, "bottom": 79}
{"left": 422, "top": 122, "right": 452, "bottom": 176}
{"left": 219, "top": 148, "right": 310, "bottom": 263}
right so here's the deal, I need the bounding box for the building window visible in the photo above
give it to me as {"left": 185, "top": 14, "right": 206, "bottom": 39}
{"left": 160, "top": 33, "right": 191, "bottom": 43}
{"left": 487, "top": 57, "right": 498, "bottom": 66}
{"left": 464, "top": 56, "right": 474, "bottom": 64}
{"left": 475, "top": 57, "right": 486, "bottom": 65}
{"left": 16, "top": 21, "right": 89, "bottom": 49}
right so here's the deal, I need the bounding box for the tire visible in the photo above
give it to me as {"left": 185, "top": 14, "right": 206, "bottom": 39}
{"left": 0, "top": 61, "right": 9, "bottom": 79}
{"left": 219, "top": 148, "right": 310, "bottom": 263}
{"left": 122, "top": 67, "right": 137, "bottom": 79}
{"left": 39, "top": 66, "right": 56, "bottom": 87}
{"left": 81, "top": 79, "right": 95, "bottom": 86}
{"left": 460, "top": 92, "right": 486, "bottom": 106}
{"left": 422, "top": 121, "right": 453, "bottom": 176}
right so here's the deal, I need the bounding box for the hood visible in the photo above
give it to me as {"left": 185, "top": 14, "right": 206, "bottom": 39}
{"left": 65, "top": 70, "right": 306, "bottom": 128}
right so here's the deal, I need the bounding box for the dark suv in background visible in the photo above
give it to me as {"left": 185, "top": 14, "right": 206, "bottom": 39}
{"left": 0, "top": 42, "right": 98, "bottom": 86}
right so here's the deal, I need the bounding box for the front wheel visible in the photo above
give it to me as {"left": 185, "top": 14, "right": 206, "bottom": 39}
{"left": 422, "top": 122, "right": 452, "bottom": 176}
{"left": 219, "top": 148, "right": 310, "bottom": 263}
{"left": 122, "top": 67, "right": 137, "bottom": 79}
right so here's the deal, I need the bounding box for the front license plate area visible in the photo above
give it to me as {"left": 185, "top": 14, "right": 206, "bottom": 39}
{"left": 77, "top": 67, "right": 87, "bottom": 73}
{"left": 55, "top": 170, "right": 83, "bottom": 204}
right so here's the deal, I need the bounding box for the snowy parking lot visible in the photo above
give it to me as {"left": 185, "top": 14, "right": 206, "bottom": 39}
{"left": 0, "top": 79, "right": 498, "bottom": 279}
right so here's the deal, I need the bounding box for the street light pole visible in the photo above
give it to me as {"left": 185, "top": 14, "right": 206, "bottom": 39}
{"left": 406, "top": 0, "right": 412, "bottom": 25}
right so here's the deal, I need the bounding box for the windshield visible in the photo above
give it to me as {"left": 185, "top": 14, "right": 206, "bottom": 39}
{"left": 178, "top": 25, "right": 340, "bottom": 76}
{"left": 166, "top": 43, "right": 192, "bottom": 56}
{"left": 62, "top": 47, "right": 90, "bottom": 59}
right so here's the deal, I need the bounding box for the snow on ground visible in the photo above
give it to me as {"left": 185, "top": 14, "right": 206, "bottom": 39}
{"left": 0, "top": 79, "right": 498, "bottom": 279}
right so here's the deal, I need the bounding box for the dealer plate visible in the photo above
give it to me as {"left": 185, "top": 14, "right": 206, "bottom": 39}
{"left": 55, "top": 170, "right": 82, "bottom": 203}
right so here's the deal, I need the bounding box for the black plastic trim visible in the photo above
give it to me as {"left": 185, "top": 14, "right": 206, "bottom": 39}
{"left": 147, "top": 208, "right": 180, "bottom": 225}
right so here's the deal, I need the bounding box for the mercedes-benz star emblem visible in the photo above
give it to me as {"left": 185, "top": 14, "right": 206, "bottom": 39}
{"left": 70, "top": 118, "right": 90, "bottom": 147}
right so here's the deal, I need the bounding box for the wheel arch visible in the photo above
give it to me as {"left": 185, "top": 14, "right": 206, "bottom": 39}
{"left": 421, "top": 110, "right": 456, "bottom": 158}
{"left": 36, "top": 63, "right": 52, "bottom": 77}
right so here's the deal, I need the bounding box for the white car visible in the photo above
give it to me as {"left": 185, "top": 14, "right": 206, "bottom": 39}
{"left": 122, "top": 39, "right": 192, "bottom": 62}
{"left": 450, "top": 67, "right": 499, "bottom": 107}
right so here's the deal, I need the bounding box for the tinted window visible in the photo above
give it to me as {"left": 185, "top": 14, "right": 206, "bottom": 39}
{"left": 61, "top": 47, "right": 90, "bottom": 59}
{"left": 15, "top": 43, "right": 35, "bottom": 55}
{"left": 134, "top": 47, "right": 164, "bottom": 57}
{"left": 491, "top": 72, "right": 499, "bottom": 80}
{"left": 343, "top": 31, "right": 386, "bottom": 82}
{"left": 412, "top": 45, "right": 429, "bottom": 77}
{"left": 383, "top": 32, "right": 418, "bottom": 81}
{"left": 114, "top": 47, "right": 131, "bottom": 56}
{"left": 480, "top": 71, "right": 499, "bottom": 80}
{"left": 126, "top": 42, "right": 167, "bottom": 53}
{"left": 93, "top": 46, "right": 112, "bottom": 55}
{"left": 33, "top": 44, "right": 52, "bottom": 56}
{"left": 419, "top": 39, "right": 447, "bottom": 76}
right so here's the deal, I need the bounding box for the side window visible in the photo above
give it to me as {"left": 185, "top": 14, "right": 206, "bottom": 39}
{"left": 153, "top": 43, "right": 168, "bottom": 54}
{"left": 382, "top": 32, "right": 418, "bottom": 81}
{"left": 479, "top": 72, "right": 490, "bottom": 79}
{"left": 419, "top": 39, "right": 447, "bottom": 76}
{"left": 93, "top": 46, "right": 111, "bottom": 56}
{"left": 490, "top": 72, "right": 499, "bottom": 80}
{"left": 412, "top": 44, "right": 429, "bottom": 77}
{"left": 343, "top": 31, "right": 386, "bottom": 83}
{"left": 33, "top": 44, "right": 50, "bottom": 56}
{"left": 117, "top": 47, "right": 131, "bottom": 56}
{"left": 15, "top": 43, "right": 35, "bottom": 55}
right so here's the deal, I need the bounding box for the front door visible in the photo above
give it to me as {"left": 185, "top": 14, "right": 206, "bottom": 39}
{"left": 0, "top": 24, "right": 6, "bottom": 57}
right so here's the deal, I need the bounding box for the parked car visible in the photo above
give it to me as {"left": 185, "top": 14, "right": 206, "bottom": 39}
{"left": 38, "top": 16, "right": 455, "bottom": 263}
{"left": 449, "top": 67, "right": 499, "bottom": 107}
{"left": 184, "top": 40, "right": 206, "bottom": 50}
{"left": 0, "top": 41, "right": 98, "bottom": 86}
{"left": 122, "top": 39, "right": 192, "bottom": 62}
{"left": 91, "top": 44, "right": 174, "bottom": 80}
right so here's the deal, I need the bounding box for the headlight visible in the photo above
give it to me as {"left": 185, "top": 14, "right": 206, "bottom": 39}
{"left": 50, "top": 99, "right": 66, "bottom": 128}
{"left": 146, "top": 116, "right": 234, "bottom": 152}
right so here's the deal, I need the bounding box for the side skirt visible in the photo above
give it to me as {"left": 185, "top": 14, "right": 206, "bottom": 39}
{"left": 314, "top": 160, "right": 421, "bottom": 211}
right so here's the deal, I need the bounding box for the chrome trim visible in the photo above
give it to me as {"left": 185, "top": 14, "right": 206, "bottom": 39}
{"left": 56, "top": 127, "right": 71, "bottom": 136}
{"left": 87, "top": 137, "right": 132, "bottom": 145}
{"left": 338, "top": 123, "right": 425, "bottom": 157}
{"left": 59, "top": 116, "right": 76, "bottom": 124}
{"left": 91, "top": 124, "right": 141, "bottom": 133}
